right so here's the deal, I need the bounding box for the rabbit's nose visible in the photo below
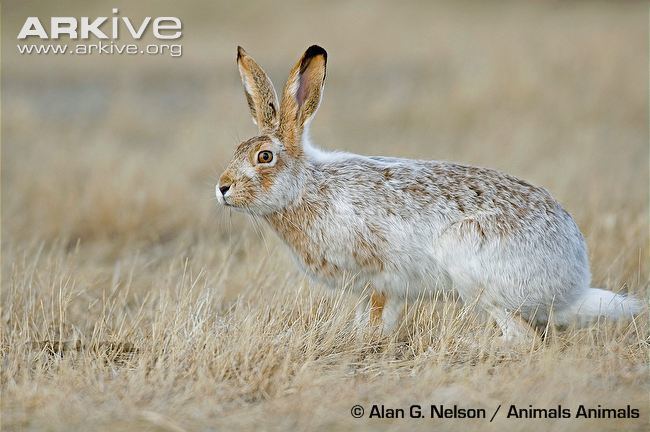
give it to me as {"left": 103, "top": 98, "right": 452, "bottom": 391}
{"left": 219, "top": 184, "right": 231, "bottom": 196}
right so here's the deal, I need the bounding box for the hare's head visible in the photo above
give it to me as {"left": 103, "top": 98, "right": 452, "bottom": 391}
{"left": 216, "top": 45, "right": 327, "bottom": 214}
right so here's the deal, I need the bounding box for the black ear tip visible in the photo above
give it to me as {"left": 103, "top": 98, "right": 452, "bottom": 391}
{"left": 304, "top": 45, "right": 327, "bottom": 61}
{"left": 237, "top": 46, "right": 247, "bottom": 60}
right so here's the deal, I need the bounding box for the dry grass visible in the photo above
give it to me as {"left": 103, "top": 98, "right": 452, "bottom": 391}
{"left": 1, "top": 1, "right": 648, "bottom": 431}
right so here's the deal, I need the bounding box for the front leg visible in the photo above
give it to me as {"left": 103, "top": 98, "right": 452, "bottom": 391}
{"left": 485, "top": 306, "right": 536, "bottom": 343}
{"left": 355, "top": 290, "right": 404, "bottom": 335}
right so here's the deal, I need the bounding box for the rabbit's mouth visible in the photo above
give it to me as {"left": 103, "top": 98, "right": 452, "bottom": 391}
{"left": 219, "top": 196, "right": 244, "bottom": 210}
{"left": 222, "top": 201, "right": 253, "bottom": 214}
{"left": 220, "top": 197, "right": 237, "bottom": 208}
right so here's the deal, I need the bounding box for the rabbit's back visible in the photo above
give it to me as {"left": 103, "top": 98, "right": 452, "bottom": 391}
{"left": 309, "top": 154, "right": 565, "bottom": 234}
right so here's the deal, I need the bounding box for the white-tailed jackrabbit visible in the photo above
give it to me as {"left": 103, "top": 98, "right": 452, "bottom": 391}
{"left": 216, "top": 45, "right": 641, "bottom": 340}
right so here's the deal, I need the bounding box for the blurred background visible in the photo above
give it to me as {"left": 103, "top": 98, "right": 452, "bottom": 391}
{"left": 3, "top": 1, "right": 647, "bottom": 256}
{"left": 1, "top": 1, "right": 648, "bottom": 430}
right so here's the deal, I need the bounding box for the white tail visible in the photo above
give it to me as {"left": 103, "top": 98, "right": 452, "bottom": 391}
{"left": 555, "top": 287, "right": 643, "bottom": 326}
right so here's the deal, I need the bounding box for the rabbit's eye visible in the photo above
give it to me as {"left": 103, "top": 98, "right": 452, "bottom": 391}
{"left": 257, "top": 150, "right": 274, "bottom": 164}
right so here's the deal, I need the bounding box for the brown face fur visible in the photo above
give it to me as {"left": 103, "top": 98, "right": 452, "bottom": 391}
{"left": 218, "top": 135, "right": 305, "bottom": 213}
{"left": 219, "top": 136, "right": 272, "bottom": 206}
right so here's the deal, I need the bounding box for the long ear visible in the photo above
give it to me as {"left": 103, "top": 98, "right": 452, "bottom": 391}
{"left": 237, "top": 46, "right": 279, "bottom": 133}
{"left": 278, "top": 45, "right": 327, "bottom": 152}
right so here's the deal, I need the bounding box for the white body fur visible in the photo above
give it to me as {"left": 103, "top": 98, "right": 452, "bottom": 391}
{"left": 218, "top": 46, "right": 642, "bottom": 340}
{"left": 284, "top": 138, "right": 640, "bottom": 335}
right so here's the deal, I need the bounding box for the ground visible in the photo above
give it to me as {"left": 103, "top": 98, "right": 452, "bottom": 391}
{"left": 1, "top": 1, "right": 648, "bottom": 431}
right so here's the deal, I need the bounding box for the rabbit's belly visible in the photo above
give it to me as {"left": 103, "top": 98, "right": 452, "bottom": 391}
{"left": 370, "top": 260, "right": 455, "bottom": 297}
{"left": 292, "top": 240, "right": 455, "bottom": 297}
{"left": 292, "top": 249, "right": 383, "bottom": 288}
